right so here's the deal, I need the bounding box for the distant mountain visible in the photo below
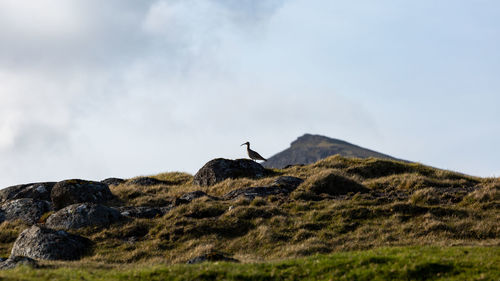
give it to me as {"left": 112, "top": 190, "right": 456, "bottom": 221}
{"left": 263, "top": 134, "right": 401, "bottom": 169}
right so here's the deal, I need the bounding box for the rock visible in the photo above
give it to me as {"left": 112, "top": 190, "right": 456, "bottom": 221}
{"left": 101, "top": 178, "right": 125, "bottom": 186}
{"left": 175, "top": 191, "right": 217, "bottom": 205}
{"left": 0, "top": 256, "right": 38, "bottom": 270}
{"left": 223, "top": 176, "right": 303, "bottom": 200}
{"left": 127, "top": 177, "right": 169, "bottom": 186}
{"left": 10, "top": 225, "right": 90, "bottom": 260}
{"left": 0, "top": 199, "right": 51, "bottom": 225}
{"left": 117, "top": 206, "right": 172, "bottom": 219}
{"left": 306, "top": 170, "right": 369, "bottom": 196}
{"left": 0, "top": 182, "right": 56, "bottom": 203}
{"left": 187, "top": 251, "right": 239, "bottom": 264}
{"left": 194, "top": 158, "right": 268, "bottom": 186}
{"left": 51, "top": 179, "right": 115, "bottom": 210}
{"left": 46, "top": 203, "right": 123, "bottom": 230}
{"left": 223, "top": 186, "right": 289, "bottom": 200}
{"left": 272, "top": 176, "right": 304, "bottom": 191}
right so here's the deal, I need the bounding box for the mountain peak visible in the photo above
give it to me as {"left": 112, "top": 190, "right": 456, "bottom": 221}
{"left": 291, "top": 134, "right": 351, "bottom": 147}
{"left": 263, "top": 133, "right": 400, "bottom": 169}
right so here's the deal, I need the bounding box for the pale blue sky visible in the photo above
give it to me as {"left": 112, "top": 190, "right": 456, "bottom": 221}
{"left": 0, "top": 0, "right": 499, "bottom": 187}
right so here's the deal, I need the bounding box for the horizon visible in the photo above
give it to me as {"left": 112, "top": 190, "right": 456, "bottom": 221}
{"left": 1, "top": 0, "right": 499, "bottom": 187}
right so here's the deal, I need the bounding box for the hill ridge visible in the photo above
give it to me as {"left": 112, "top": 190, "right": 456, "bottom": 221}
{"left": 263, "top": 133, "right": 401, "bottom": 169}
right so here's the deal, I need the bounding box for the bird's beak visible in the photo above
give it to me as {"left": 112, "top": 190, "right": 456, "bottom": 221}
{"left": 240, "top": 143, "right": 245, "bottom": 146}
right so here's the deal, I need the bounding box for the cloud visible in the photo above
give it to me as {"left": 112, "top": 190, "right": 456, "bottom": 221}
{"left": 0, "top": 0, "right": 290, "bottom": 187}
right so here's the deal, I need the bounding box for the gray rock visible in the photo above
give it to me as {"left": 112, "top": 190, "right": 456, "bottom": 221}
{"left": 127, "top": 177, "right": 169, "bottom": 186}
{"left": 272, "top": 176, "right": 304, "bottom": 191}
{"left": 101, "top": 178, "right": 125, "bottom": 186}
{"left": 117, "top": 206, "right": 172, "bottom": 219}
{"left": 51, "top": 179, "right": 114, "bottom": 210}
{"left": 46, "top": 203, "right": 123, "bottom": 230}
{"left": 175, "top": 191, "right": 218, "bottom": 205}
{"left": 187, "top": 251, "right": 239, "bottom": 264}
{"left": 0, "top": 199, "right": 51, "bottom": 225}
{"left": 194, "top": 158, "right": 268, "bottom": 186}
{"left": 223, "top": 176, "right": 303, "bottom": 200}
{"left": 223, "top": 186, "right": 289, "bottom": 200}
{"left": 0, "top": 182, "right": 56, "bottom": 203}
{"left": 10, "top": 225, "right": 90, "bottom": 260}
{"left": 0, "top": 256, "right": 38, "bottom": 270}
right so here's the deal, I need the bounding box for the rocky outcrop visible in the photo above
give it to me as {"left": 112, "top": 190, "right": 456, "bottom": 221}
{"left": 0, "top": 199, "right": 51, "bottom": 225}
{"left": 305, "top": 170, "right": 369, "bottom": 196}
{"left": 175, "top": 191, "right": 217, "bottom": 205}
{"left": 117, "top": 206, "right": 172, "bottom": 219}
{"left": 50, "top": 179, "right": 114, "bottom": 210}
{"left": 10, "top": 225, "right": 90, "bottom": 260}
{"left": 127, "top": 177, "right": 169, "bottom": 186}
{"left": 46, "top": 203, "right": 122, "bottom": 230}
{"left": 187, "top": 251, "right": 239, "bottom": 264}
{"left": 101, "top": 178, "right": 125, "bottom": 186}
{"left": 0, "top": 256, "right": 38, "bottom": 270}
{"left": 0, "top": 182, "right": 56, "bottom": 203}
{"left": 223, "top": 176, "right": 303, "bottom": 200}
{"left": 194, "top": 158, "right": 268, "bottom": 186}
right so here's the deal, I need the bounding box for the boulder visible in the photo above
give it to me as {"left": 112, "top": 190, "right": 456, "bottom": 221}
{"left": 117, "top": 206, "right": 172, "bottom": 219}
{"left": 272, "top": 176, "right": 304, "bottom": 191}
{"left": 101, "top": 178, "right": 125, "bottom": 186}
{"left": 127, "top": 177, "right": 169, "bottom": 186}
{"left": 0, "top": 256, "right": 38, "bottom": 270}
{"left": 187, "top": 251, "right": 239, "bottom": 264}
{"left": 224, "top": 186, "right": 289, "bottom": 200}
{"left": 175, "top": 191, "right": 217, "bottom": 205}
{"left": 305, "top": 170, "right": 369, "bottom": 196}
{"left": 223, "top": 176, "right": 304, "bottom": 200}
{"left": 46, "top": 203, "right": 123, "bottom": 230}
{"left": 194, "top": 158, "right": 268, "bottom": 186}
{"left": 0, "top": 182, "right": 56, "bottom": 203}
{"left": 10, "top": 225, "right": 90, "bottom": 260}
{"left": 50, "top": 179, "right": 114, "bottom": 210}
{"left": 0, "top": 199, "right": 51, "bottom": 225}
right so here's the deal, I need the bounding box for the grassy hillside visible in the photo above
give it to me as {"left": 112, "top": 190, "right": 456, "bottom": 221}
{"left": 0, "top": 155, "right": 498, "bottom": 279}
{"left": 0, "top": 246, "right": 498, "bottom": 280}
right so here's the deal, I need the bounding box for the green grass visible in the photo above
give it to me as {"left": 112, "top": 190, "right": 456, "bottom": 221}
{"left": 1, "top": 246, "right": 498, "bottom": 280}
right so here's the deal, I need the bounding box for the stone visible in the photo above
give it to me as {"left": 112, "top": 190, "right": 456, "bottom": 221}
{"left": 0, "top": 256, "right": 38, "bottom": 270}
{"left": 46, "top": 203, "right": 123, "bottom": 230}
{"left": 101, "top": 178, "right": 125, "bottom": 186}
{"left": 117, "top": 206, "right": 172, "bottom": 219}
{"left": 175, "top": 191, "right": 217, "bottom": 205}
{"left": 127, "top": 177, "right": 169, "bottom": 186}
{"left": 187, "top": 251, "right": 239, "bottom": 264}
{"left": 50, "top": 179, "right": 114, "bottom": 210}
{"left": 194, "top": 158, "right": 268, "bottom": 186}
{"left": 10, "top": 225, "right": 90, "bottom": 261}
{"left": 223, "top": 176, "right": 303, "bottom": 200}
{"left": 0, "top": 182, "right": 56, "bottom": 203}
{"left": 0, "top": 199, "right": 51, "bottom": 225}
{"left": 272, "top": 176, "right": 304, "bottom": 191}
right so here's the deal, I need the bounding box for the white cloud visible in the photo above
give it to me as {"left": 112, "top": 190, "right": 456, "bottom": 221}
{"left": 0, "top": 0, "right": 499, "bottom": 188}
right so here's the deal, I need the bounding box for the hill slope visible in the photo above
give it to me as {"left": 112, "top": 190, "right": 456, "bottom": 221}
{"left": 0, "top": 155, "right": 498, "bottom": 280}
{"left": 263, "top": 133, "right": 401, "bottom": 169}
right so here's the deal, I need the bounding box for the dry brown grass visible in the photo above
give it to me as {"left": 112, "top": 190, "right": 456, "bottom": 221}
{"left": 0, "top": 155, "right": 498, "bottom": 266}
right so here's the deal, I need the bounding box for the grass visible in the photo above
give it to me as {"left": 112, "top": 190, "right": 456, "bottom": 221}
{"left": 0, "top": 246, "right": 498, "bottom": 280}
{"left": 0, "top": 155, "right": 498, "bottom": 278}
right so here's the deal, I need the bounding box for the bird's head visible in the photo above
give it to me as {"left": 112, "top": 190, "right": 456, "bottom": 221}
{"left": 241, "top": 142, "right": 250, "bottom": 146}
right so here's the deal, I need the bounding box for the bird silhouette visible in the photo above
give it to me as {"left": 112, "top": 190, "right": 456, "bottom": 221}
{"left": 241, "top": 142, "right": 267, "bottom": 161}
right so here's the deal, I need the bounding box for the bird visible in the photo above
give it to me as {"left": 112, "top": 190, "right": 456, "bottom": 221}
{"left": 241, "top": 142, "right": 267, "bottom": 161}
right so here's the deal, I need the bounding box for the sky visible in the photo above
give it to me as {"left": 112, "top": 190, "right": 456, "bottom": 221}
{"left": 1, "top": 0, "right": 499, "bottom": 188}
